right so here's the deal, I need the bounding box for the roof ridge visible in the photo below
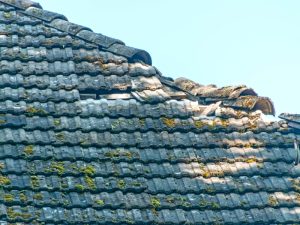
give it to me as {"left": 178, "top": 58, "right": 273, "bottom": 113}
{"left": 0, "top": 0, "right": 152, "bottom": 65}
{"left": 0, "top": 0, "right": 277, "bottom": 117}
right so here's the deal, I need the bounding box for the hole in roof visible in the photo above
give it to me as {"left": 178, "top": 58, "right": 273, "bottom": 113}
{"left": 79, "top": 89, "right": 132, "bottom": 100}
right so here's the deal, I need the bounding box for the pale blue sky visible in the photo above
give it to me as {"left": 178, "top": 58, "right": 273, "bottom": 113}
{"left": 38, "top": 0, "right": 300, "bottom": 115}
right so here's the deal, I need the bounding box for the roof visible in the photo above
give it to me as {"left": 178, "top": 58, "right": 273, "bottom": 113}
{"left": 0, "top": 0, "right": 299, "bottom": 224}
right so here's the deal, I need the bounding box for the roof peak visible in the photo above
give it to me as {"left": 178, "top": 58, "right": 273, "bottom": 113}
{"left": 0, "top": 0, "right": 152, "bottom": 65}
{"left": 0, "top": 0, "right": 279, "bottom": 118}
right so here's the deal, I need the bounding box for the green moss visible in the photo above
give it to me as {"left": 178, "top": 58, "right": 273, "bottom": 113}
{"left": 53, "top": 118, "right": 61, "bottom": 126}
{"left": 25, "top": 106, "right": 47, "bottom": 116}
{"left": 4, "top": 194, "right": 14, "bottom": 202}
{"left": 85, "top": 176, "right": 96, "bottom": 190}
{"left": 117, "top": 180, "right": 126, "bottom": 189}
{"left": 33, "top": 193, "right": 43, "bottom": 200}
{"left": 199, "top": 200, "right": 208, "bottom": 207}
{"left": 244, "top": 157, "right": 259, "bottom": 163}
{"left": 162, "top": 117, "right": 176, "bottom": 127}
{"left": 95, "top": 199, "right": 105, "bottom": 206}
{"left": 7, "top": 207, "right": 32, "bottom": 220}
{"left": 0, "top": 119, "right": 6, "bottom": 125}
{"left": 131, "top": 181, "right": 142, "bottom": 187}
{"left": 23, "top": 145, "right": 34, "bottom": 156}
{"left": 139, "top": 118, "right": 146, "bottom": 126}
{"left": 194, "top": 120, "right": 205, "bottom": 128}
{"left": 19, "top": 192, "right": 27, "bottom": 202}
{"left": 75, "top": 184, "right": 85, "bottom": 192}
{"left": 150, "top": 197, "right": 161, "bottom": 208}
{"left": 199, "top": 200, "right": 220, "bottom": 209}
{"left": 51, "top": 162, "right": 65, "bottom": 175}
{"left": 3, "top": 12, "right": 12, "bottom": 19}
{"left": 55, "top": 132, "right": 65, "bottom": 141}
{"left": 104, "top": 150, "right": 132, "bottom": 159}
{"left": 0, "top": 163, "right": 5, "bottom": 170}
{"left": 211, "top": 202, "right": 220, "bottom": 209}
{"left": 0, "top": 176, "right": 11, "bottom": 186}
{"left": 80, "top": 165, "right": 96, "bottom": 176}
{"left": 30, "top": 176, "right": 39, "bottom": 188}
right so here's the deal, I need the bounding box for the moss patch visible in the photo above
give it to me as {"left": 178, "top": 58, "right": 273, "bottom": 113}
{"left": 33, "top": 193, "right": 43, "bottom": 201}
{"left": 30, "top": 176, "right": 39, "bottom": 188}
{"left": 0, "top": 176, "right": 11, "bottom": 186}
{"left": 194, "top": 120, "right": 205, "bottom": 128}
{"left": 23, "top": 145, "right": 34, "bottom": 156}
{"left": 117, "top": 180, "right": 126, "bottom": 189}
{"left": 162, "top": 117, "right": 176, "bottom": 127}
{"left": 50, "top": 162, "right": 65, "bottom": 175}
{"left": 7, "top": 207, "right": 32, "bottom": 220}
{"left": 104, "top": 149, "right": 133, "bottom": 159}
{"left": 3, "top": 12, "right": 13, "bottom": 19}
{"left": 95, "top": 199, "right": 105, "bottom": 206}
{"left": 19, "top": 192, "right": 27, "bottom": 202}
{"left": 85, "top": 176, "right": 96, "bottom": 190}
{"left": 4, "top": 194, "right": 14, "bottom": 202}
{"left": 150, "top": 197, "right": 161, "bottom": 208}
{"left": 54, "top": 119, "right": 61, "bottom": 126}
{"left": 55, "top": 132, "right": 65, "bottom": 141}
{"left": 80, "top": 165, "right": 96, "bottom": 176}
{"left": 25, "top": 106, "right": 47, "bottom": 116}
{"left": 75, "top": 184, "right": 85, "bottom": 192}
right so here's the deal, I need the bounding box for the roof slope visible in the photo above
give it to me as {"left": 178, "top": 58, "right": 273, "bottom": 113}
{"left": 0, "top": 0, "right": 299, "bottom": 224}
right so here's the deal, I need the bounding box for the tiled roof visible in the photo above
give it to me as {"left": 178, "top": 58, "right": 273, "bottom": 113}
{"left": 0, "top": 0, "right": 299, "bottom": 224}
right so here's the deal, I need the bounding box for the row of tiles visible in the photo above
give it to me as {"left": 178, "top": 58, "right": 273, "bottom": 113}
{"left": 0, "top": 129, "right": 297, "bottom": 148}
{"left": 0, "top": 35, "right": 128, "bottom": 60}
{"left": 0, "top": 99, "right": 199, "bottom": 118}
{"left": 0, "top": 22, "right": 68, "bottom": 37}
{"left": 0, "top": 173, "right": 299, "bottom": 195}
{"left": 0, "top": 205, "right": 299, "bottom": 224}
{"left": 0, "top": 9, "right": 41, "bottom": 25}
{"left": 0, "top": 60, "right": 158, "bottom": 76}
{"left": 0, "top": 114, "right": 286, "bottom": 134}
{"left": 0, "top": 47, "right": 151, "bottom": 65}
{"left": 0, "top": 157, "right": 298, "bottom": 179}
{"left": 0, "top": 74, "right": 161, "bottom": 91}
{"left": 0, "top": 88, "right": 184, "bottom": 105}
{"left": 0, "top": 144, "right": 294, "bottom": 164}
{"left": 0, "top": 189, "right": 299, "bottom": 213}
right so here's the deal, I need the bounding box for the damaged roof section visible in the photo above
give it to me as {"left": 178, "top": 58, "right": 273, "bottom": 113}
{"left": 175, "top": 77, "right": 275, "bottom": 115}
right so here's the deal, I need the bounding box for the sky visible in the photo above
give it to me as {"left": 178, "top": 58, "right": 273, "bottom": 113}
{"left": 38, "top": 0, "right": 300, "bottom": 115}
